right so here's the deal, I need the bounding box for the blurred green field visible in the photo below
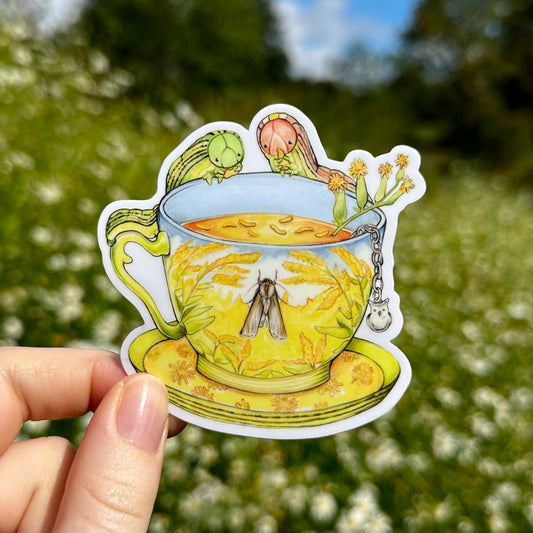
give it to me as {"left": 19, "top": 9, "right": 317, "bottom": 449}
{"left": 1, "top": 20, "right": 532, "bottom": 533}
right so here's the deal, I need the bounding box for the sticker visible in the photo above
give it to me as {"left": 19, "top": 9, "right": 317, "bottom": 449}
{"left": 97, "top": 104, "right": 426, "bottom": 439}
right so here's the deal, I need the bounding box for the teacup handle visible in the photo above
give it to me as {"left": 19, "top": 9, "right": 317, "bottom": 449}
{"left": 110, "top": 228, "right": 186, "bottom": 339}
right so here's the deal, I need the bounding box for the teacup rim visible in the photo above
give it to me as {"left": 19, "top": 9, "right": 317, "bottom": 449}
{"left": 158, "top": 172, "right": 386, "bottom": 248}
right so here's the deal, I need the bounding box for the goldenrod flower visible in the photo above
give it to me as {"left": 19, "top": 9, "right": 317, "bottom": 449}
{"left": 378, "top": 162, "right": 393, "bottom": 177}
{"left": 328, "top": 171, "right": 347, "bottom": 192}
{"left": 400, "top": 176, "right": 415, "bottom": 193}
{"left": 349, "top": 158, "right": 368, "bottom": 179}
{"left": 395, "top": 153, "right": 409, "bottom": 169}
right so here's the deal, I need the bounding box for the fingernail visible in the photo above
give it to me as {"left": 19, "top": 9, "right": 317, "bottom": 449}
{"left": 116, "top": 375, "right": 168, "bottom": 454}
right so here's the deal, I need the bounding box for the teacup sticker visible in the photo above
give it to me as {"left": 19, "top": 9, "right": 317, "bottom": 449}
{"left": 98, "top": 104, "right": 426, "bottom": 439}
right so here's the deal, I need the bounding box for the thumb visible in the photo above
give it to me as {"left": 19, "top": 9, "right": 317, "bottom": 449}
{"left": 53, "top": 373, "right": 169, "bottom": 533}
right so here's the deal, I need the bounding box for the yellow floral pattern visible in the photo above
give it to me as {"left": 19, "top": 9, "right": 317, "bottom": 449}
{"left": 141, "top": 336, "right": 391, "bottom": 424}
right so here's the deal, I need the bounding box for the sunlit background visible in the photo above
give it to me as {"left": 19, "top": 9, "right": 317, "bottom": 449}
{"left": 1, "top": 0, "right": 532, "bottom": 532}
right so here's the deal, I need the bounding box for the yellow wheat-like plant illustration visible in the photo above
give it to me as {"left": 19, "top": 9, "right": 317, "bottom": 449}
{"left": 168, "top": 241, "right": 260, "bottom": 335}
{"left": 281, "top": 247, "right": 372, "bottom": 340}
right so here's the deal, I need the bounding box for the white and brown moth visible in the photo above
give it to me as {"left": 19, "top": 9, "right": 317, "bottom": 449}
{"left": 240, "top": 273, "right": 287, "bottom": 342}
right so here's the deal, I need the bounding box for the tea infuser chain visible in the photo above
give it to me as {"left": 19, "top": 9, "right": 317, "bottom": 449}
{"left": 352, "top": 224, "right": 392, "bottom": 332}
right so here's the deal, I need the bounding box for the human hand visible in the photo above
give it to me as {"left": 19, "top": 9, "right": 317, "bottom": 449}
{"left": 0, "top": 346, "right": 186, "bottom": 532}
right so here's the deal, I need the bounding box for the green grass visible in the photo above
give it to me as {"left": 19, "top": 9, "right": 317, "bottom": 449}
{"left": 1, "top": 20, "right": 532, "bottom": 533}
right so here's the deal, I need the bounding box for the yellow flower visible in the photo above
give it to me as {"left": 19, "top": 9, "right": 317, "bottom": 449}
{"left": 395, "top": 153, "right": 409, "bottom": 169}
{"left": 235, "top": 398, "right": 251, "bottom": 410}
{"left": 378, "top": 162, "right": 393, "bottom": 177}
{"left": 349, "top": 158, "right": 367, "bottom": 179}
{"left": 328, "top": 171, "right": 347, "bottom": 192}
{"left": 168, "top": 361, "right": 196, "bottom": 385}
{"left": 400, "top": 176, "right": 415, "bottom": 193}
{"left": 272, "top": 395, "right": 299, "bottom": 412}
{"left": 351, "top": 362, "right": 375, "bottom": 386}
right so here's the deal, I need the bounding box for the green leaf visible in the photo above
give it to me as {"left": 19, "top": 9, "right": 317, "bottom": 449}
{"left": 336, "top": 316, "right": 352, "bottom": 331}
{"left": 183, "top": 294, "right": 203, "bottom": 306}
{"left": 338, "top": 306, "right": 352, "bottom": 320}
{"left": 315, "top": 325, "right": 352, "bottom": 339}
{"left": 182, "top": 304, "right": 212, "bottom": 320}
{"left": 184, "top": 315, "right": 215, "bottom": 334}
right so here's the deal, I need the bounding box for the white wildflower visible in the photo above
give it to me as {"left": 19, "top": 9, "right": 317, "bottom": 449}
{"left": 261, "top": 468, "right": 288, "bottom": 490}
{"left": 473, "top": 386, "right": 503, "bottom": 409}
{"left": 478, "top": 457, "right": 504, "bottom": 478}
{"left": 221, "top": 438, "right": 237, "bottom": 458}
{"left": 161, "top": 111, "right": 179, "bottom": 131}
{"left": 68, "top": 250, "right": 95, "bottom": 271}
{"left": 178, "top": 492, "right": 203, "bottom": 518}
{"left": 88, "top": 50, "right": 110, "bottom": 74}
{"left": 228, "top": 509, "right": 246, "bottom": 531}
{"left": 282, "top": 484, "right": 308, "bottom": 515}
{"left": 365, "top": 438, "right": 404, "bottom": 473}
{"left": 9, "top": 150, "right": 34, "bottom": 169}
{"left": 457, "top": 517, "right": 476, "bottom": 532}
{"left": 86, "top": 160, "right": 111, "bottom": 180}
{"left": 432, "top": 424, "right": 460, "bottom": 460}
{"left": 434, "top": 496, "right": 454, "bottom": 523}
{"left": 310, "top": 491, "right": 337, "bottom": 523}
{"left": 303, "top": 464, "right": 319, "bottom": 482}
{"left": 510, "top": 387, "right": 533, "bottom": 410}
{"left": 254, "top": 514, "right": 278, "bottom": 533}
{"left": 493, "top": 482, "right": 521, "bottom": 506}
{"left": 461, "top": 320, "right": 483, "bottom": 341}
{"left": 0, "top": 66, "right": 35, "bottom": 88}
{"left": 525, "top": 497, "right": 533, "bottom": 526}
{"left": 182, "top": 425, "right": 203, "bottom": 446}
{"left": 93, "top": 310, "right": 121, "bottom": 343}
{"left": 470, "top": 412, "right": 498, "bottom": 440}
{"left": 78, "top": 197, "right": 98, "bottom": 215}
{"left": 56, "top": 283, "right": 84, "bottom": 323}
{"left": 75, "top": 96, "right": 103, "bottom": 115}
{"left": 34, "top": 180, "right": 63, "bottom": 204}
{"left": 435, "top": 386, "right": 462, "bottom": 408}
{"left": 30, "top": 226, "right": 55, "bottom": 246}
{"left": 108, "top": 69, "right": 134, "bottom": 89}
{"left": 457, "top": 437, "right": 480, "bottom": 466}
{"left": 507, "top": 301, "right": 530, "bottom": 320}
{"left": 406, "top": 452, "right": 431, "bottom": 472}
{"left": 469, "top": 356, "right": 494, "bottom": 376}
{"left": 229, "top": 458, "right": 248, "bottom": 484}
{"left": 68, "top": 230, "right": 96, "bottom": 250}
{"left": 488, "top": 512, "right": 509, "bottom": 533}
{"left": 336, "top": 506, "right": 367, "bottom": 532}
{"left": 149, "top": 514, "right": 168, "bottom": 533}
{"left": 47, "top": 253, "right": 67, "bottom": 271}
{"left": 93, "top": 275, "right": 121, "bottom": 302}
{"left": 10, "top": 44, "right": 32, "bottom": 66}
{"left": 198, "top": 444, "right": 218, "bottom": 467}
{"left": 0, "top": 287, "right": 27, "bottom": 313}
{"left": 164, "top": 460, "right": 187, "bottom": 483}
{"left": 366, "top": 513, "right": 393, "bottom": 533}
{"left": 1, "top": 315, "right": 24, "bottom": 339}
{"left": 175, "top": 100, "right": 203, "bottom": 128}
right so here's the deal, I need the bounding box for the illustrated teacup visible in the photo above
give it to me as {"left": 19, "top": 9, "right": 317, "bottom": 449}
{"left": 110, "top": 173, "right": 384, "bottom": 394}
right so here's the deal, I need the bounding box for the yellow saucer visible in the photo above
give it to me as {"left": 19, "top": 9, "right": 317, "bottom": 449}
{"left": 129, "top": 330, "right": 400, "bottom": 429}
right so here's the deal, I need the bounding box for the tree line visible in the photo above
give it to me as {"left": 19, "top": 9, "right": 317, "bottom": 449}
{"left": 15, "top": 0, "right": 533, "bottom": 181}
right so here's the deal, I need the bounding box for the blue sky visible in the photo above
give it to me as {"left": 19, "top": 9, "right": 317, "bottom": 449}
{"left": 270, "top": 0, "right": 420, "bottom": 79}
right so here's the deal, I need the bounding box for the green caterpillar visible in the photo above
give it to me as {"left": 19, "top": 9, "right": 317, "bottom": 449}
{"left": 106, "top": 130, "right": 244, "bottom": 243}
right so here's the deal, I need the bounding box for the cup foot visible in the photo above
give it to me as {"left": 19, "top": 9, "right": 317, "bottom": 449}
{"left": 196, "top": 355, "right": 331, "bottom": 394}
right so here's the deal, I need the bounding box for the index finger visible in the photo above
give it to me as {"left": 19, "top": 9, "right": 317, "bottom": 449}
{"left": 0, "top": 346, "right": 126, "bottom": 455}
